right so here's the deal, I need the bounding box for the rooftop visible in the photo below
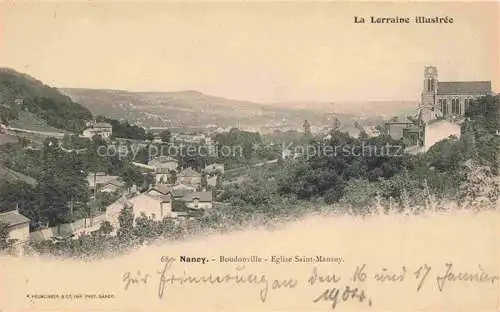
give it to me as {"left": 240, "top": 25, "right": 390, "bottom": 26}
{"left": 179, "top": 167, "right": 201, "bottom": 177}
{"left": 141, "top": 192, "right": 171, "bottom": 203}
{"left": 0, "top": 133, "right": 19, "bottom": 145}
{"left": 149, "top": 185, "right": 173, "bottom": 195}
{"left": 437, "top": 81, "right": 492, "bottom": 96}
{"left": 92, "top": 122, "right": 112, "bottom": 128}
{"left": 148, "top": 156, "right": 178, "bottom": 166}
{"left": 87, "top": 174, "right": 120, "bottom": 188}
{"left": 177, "top": 191, "right": 213, "bottom": 202}
{"left": 107, "top": 179, "right": 125, "bottom": 188}
{"left": 0, "top": 209, "right": 30, "bottom": 227}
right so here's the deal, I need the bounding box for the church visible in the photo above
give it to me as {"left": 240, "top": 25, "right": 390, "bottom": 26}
{"left": 419, "top": 66, "right": 493, "bottom": 123}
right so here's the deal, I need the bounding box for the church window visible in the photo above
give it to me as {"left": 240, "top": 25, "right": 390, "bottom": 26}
{"left": 451, "top": 98, "right": 460, "bottom": 115}
{"left": 441, "top": 99, "right": 448, "bottom": 116}
{"left": 464, "top": 98, "right": 471, "bottom": 113}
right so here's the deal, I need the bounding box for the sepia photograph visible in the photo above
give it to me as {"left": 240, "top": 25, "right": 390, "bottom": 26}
{"left": 0, "top": 1, "right": 499, "bottom": 311}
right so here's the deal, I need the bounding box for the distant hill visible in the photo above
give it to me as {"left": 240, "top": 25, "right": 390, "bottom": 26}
{"left": 61, "top": 88, "right": 313, "bottom": 129}
{"left": 0, "top": 68, "right": 92, "bottom": 133}
{"left": 266, "top": 100, "right": 418, "bottom": 117}
{"left": 61, "top": 88, "right": 381, "bottom": 131}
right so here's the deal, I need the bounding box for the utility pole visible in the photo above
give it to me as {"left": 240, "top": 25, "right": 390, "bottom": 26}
{"left": 89, "top": 171, "right": 97, "bottom": 227}
{"left": 93, "top": 171, "right": 97, "bottom": 199}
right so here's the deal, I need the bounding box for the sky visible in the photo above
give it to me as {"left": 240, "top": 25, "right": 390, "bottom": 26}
{"left": 0, "top": 1, "right": 498, "bottom": 103}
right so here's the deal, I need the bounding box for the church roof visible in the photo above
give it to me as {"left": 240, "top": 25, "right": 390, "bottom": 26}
{"left": 437, "top": 81, "right": 491, "bottom": 96}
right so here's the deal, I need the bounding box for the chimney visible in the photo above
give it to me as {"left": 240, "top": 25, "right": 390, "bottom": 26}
{"left": 193, "top": 195, "right": 200, "bottom": 209}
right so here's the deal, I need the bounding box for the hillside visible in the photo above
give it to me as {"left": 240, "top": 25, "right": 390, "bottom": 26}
{"left": 0, "top": 68, "right": 92, "bottom": 133}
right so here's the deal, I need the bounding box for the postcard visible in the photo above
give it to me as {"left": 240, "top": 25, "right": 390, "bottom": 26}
{"left": 0, "top": 1, "right": 498, "bottom": 311}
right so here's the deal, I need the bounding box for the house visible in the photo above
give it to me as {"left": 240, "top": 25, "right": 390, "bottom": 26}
{"left": 170, "top": 190, "right": 213, "bottom": 218}
{"left": 104, "top": 196, "right": 130, "bottom": 232}
{"left": 419, "top": 66, "right": 492, "bottom": 123}
{"left": 323, "top": 133, "right": 332, "bottom": 141}
{"left": 147, "top": 185, "right": 173, "bottom": 197}
{"left": 282, "top": 148, "right": 293, "bottom": 160}
{"left": 363, "top": 126, "right": 380, "bottom": 137}
{"left": 423, "top": 119, "right": 461, "bottom": 152}
{"left": 385, "top": 121, "right": 413, "bottom": 140}
{"left": 204, "top": 163, "right": 224, "bottom": 175}
{"left": 100, "top": 178, "right": 126, "bottom": 193}
{"left": 116, "top": 187, "right": 213, "bottom": 222}
{"left": 82, "top": 122, "right": 113, "bottom": 139}
{"left": 87, "top": 173, "right": 122, "bottom": 194}
{"left": 172, "top": 183, "right": 196, "bottom": 192}
{"left": 128, "top": 192, "right": 172, "bottom": 222}
{"left": 207, "top": 175, "right": 218, "bottom": 188}
{"left": 0, "top": 132, "right": 18, "bottom": 146}
{"left": 183, "top": 191, "right": 213, "bottom": 210}
{"left": 0, "top": 208, "right": 30, "bottom": 243}
{"left": 148, "top": 156, "right": 179, "bottom": 185}
{"left": 152, "top": 135, "right": 163, "bottom": 144}
{"left": 178, "top": 167, "right": 202, "bottom": 186}
{"left": 148, "top": 156, "right": 179, "bottom": 171}
{"left": 148, "top": 183, "right": 196, "bottom": 197}
{"left": 173, "top": 132, "right": 208, "bottom": 144}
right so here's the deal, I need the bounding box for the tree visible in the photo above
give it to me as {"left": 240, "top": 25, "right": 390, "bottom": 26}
{"left": 458, "top": 160, "right": 499, "bottom": 209}
{"left": 121, "top": 166, "right": 144, "bottom": 189}
{"left": 172, "top": 200, "right": 188, "bottom": 212}
{"left": 98, "top": 221, "right": 113, "bottom": 236}
{"left": 117, "top": 206, "right": 135, "bottom": 242}
{"left": 340, "top": 178, "right": 380, "bottom": 210}
{"left": 142, "top": 173, "right": 154, "bottom": 191}
{"left": 0, "top": 181, "right": 39, "bottom": 224}
{"left": 461, "top": 120, "right": 477, "bottom": 160}
{"left": 159, "top": 130, "right": 172, "bottom": 143}
{"left": 38, "top": 137, "right": 90, "bottom": 225}
{"left": 242, "top": 141, "right": 254, "bottom": 161}
{"left": 201, "top": 173, "right": 208, "bottom": 189}
{"left": 303, "top": 120, "right": 312, "bottom": 138}
{"left": 426, "top": 137, "right": 464, "bottom": 172}
{"left": 134, "top": 214, "right": 160, "bottom": 240}
{"left": 0, "top": 221, "right": 12, "bottom": 251}
{"left": 167, "top": 170, "right": 177, "bottom": 184}
{"left": 465, "top": 95, "right": 499, "bottom": 134}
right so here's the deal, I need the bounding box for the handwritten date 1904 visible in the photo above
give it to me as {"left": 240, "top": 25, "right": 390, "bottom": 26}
{"left": 313, "top": 285, "right": 372, "bottom": 310}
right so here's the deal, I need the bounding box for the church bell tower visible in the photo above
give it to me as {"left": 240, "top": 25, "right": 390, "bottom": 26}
{"left": 420, "top": 66, "right": 438, "bottom": 123}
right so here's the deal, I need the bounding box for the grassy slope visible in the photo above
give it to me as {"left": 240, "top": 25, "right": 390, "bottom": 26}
{"left": 0, "top": 164, "right": 37, "bottom": 186}
{"left": 9, "top": 111, "right": 69, "bottom": 134}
